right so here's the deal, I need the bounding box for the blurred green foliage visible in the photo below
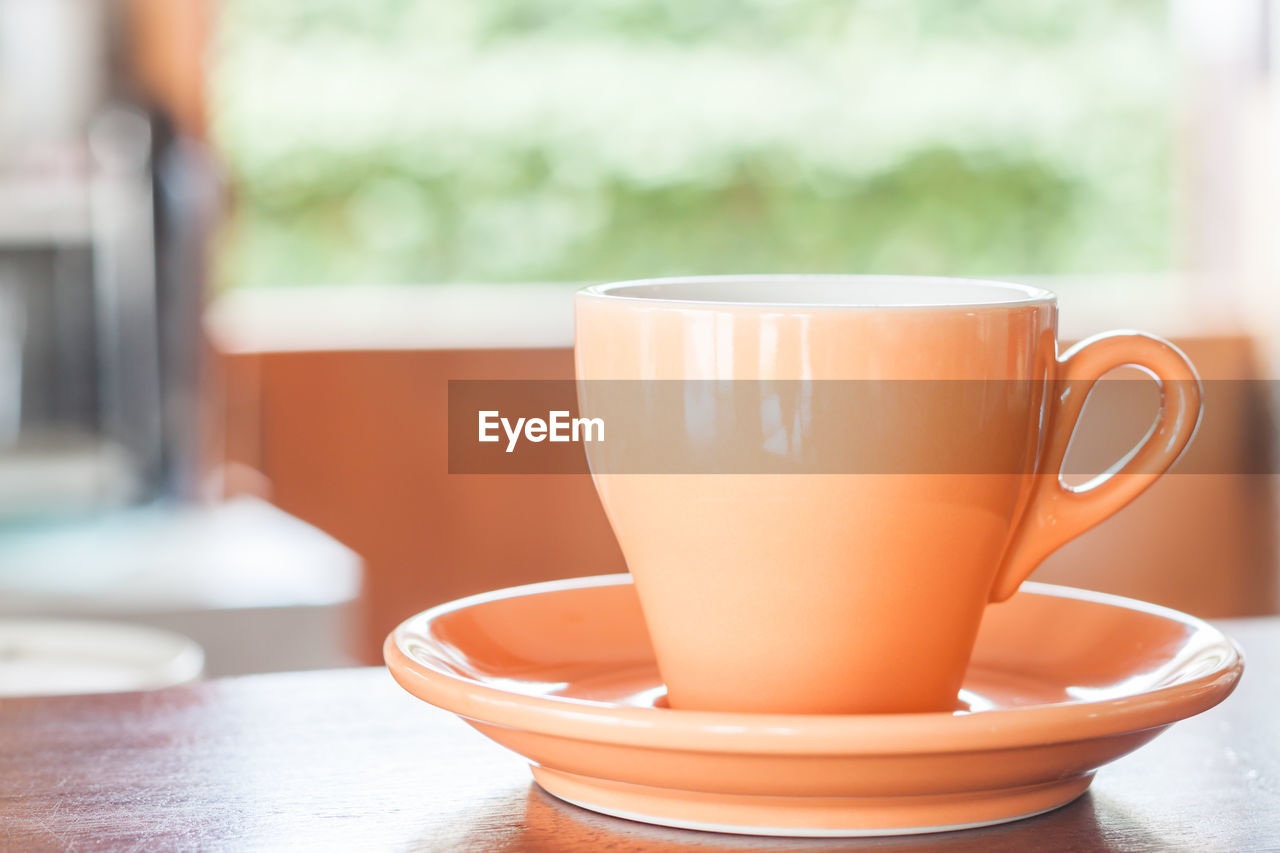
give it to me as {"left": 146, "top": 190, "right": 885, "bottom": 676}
{"left": 210, "top": 0, "right": 1174, "bottom": 287}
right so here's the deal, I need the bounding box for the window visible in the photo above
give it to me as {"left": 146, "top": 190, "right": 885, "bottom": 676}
{"left": 210, "top": 1, "right": 1177, "bottom": 287}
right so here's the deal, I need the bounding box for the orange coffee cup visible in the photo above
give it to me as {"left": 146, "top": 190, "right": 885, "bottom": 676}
{"left": 574, "top": 275, "right": 1201, "bottom": 714}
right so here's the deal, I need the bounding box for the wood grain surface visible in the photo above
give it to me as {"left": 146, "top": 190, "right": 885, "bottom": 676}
{"left": 1, "top": 619, "right": 1276, "bottom": 852}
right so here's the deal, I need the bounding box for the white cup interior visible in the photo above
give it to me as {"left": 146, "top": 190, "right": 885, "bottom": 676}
{"left": 582, "top": 275, "right": 1054, "bottom": 308}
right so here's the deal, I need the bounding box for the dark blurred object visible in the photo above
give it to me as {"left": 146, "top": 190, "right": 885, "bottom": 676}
{"left": 0, "top": 1, "right": 367, "bottom": 677}
{"left": 0, "top": 0, "right": 218, "bottom": 517}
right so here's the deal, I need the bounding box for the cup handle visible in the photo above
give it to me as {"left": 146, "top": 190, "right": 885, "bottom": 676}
{"left": 989, "top": 331, "right": 1203, "bottom": 603}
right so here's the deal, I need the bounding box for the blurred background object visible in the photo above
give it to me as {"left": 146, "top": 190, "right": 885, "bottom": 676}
{"left": 0, "top": 617, "right": 203, "bottom": 697}
{"left": 0, "top": 0, "right": 363, "bottom": 686}
{"left": 0, "top": 0, "right": 204, "bottom": 512}
{"left": 0, "top": 497, "right": 361, "bottom": 677}
{"left": 0, "top": 278, "right": 23, "bottom": 446}
{"left": 4, "top": 0, "right": 1279, "bottom": 669}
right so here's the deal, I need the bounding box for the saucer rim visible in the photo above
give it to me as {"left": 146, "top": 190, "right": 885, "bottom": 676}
{"left": 385, "top": 575, "right": 1243, "bottom": 756}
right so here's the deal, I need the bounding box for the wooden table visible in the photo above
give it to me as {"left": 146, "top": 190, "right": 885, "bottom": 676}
{"left": 2, "top": 619, "right": 1275, "bottom": 852}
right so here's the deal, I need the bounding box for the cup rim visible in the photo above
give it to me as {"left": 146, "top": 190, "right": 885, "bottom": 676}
{"left": 577, "top": 274, "right": 1056, "bottom": 311}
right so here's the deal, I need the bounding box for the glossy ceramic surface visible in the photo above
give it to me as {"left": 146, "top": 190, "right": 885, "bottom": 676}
{"left": 385, "top": 574, "right": 1242, "bottom": 837}
{"left": 574, "top": 275, "right": 1202, "bottom": 713}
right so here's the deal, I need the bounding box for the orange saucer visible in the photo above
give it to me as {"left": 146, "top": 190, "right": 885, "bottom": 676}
{"left": 385, "top": 575, "right": 1242, "bottom": 837}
